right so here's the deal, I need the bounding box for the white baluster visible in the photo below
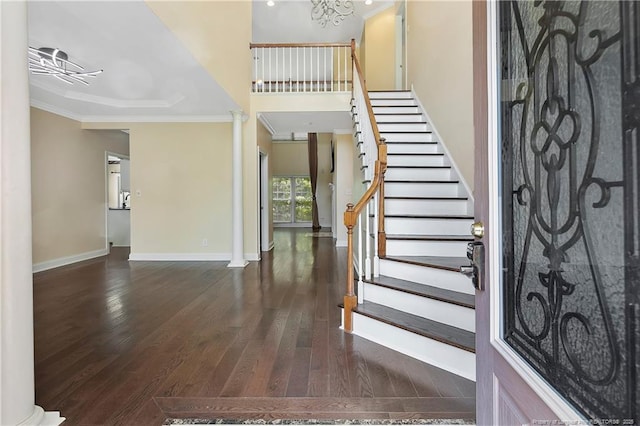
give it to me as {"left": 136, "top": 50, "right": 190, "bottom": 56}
{"left": 357, "top": 214, "right": 364, "bottom": 304}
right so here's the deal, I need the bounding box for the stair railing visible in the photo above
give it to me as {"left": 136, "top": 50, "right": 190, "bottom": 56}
{"left": 343, "top": 39, "right": 387, "bottom": 332}
{"left": 249, "top": 42, "right": 352, "bottom": 93}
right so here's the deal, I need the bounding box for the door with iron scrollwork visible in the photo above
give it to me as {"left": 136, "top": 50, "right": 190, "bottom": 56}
{"left": 474, "top": 1, "right": 639, "bottom": 424}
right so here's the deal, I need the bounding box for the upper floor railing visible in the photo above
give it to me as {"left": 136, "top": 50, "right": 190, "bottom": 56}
{"left": 249, "top": 42, "right": 352, "bottom": 93}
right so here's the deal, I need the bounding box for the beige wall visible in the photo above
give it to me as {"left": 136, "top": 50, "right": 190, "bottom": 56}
{"left": 273, "top": 142, "right": 309, "bottom": 176}
{"left": 128, "top": 122, "right": 234, "bottom": 258}
{"left": 406, "top": 0, "right": 474, "bottom": 190}
{"left": 30, "top": 108, "right": 129, "bottom": 267}
{"left": 146, "top": 1, "right": 251, "bottom": 112}
{"left": 257, "top": 119, "right": 273, "bottom": 249}
{"left": 362, "top": 6, "right": 396, "bottom": 91}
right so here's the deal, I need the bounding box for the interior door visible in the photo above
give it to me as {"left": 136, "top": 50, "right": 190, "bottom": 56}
{"left": 474, "top": 1, "right": 639, "bottom": 424}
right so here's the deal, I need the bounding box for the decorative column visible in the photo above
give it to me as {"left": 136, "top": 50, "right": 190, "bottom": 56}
{"left": 0, "top": 1, "right": 63, "bottom": 424}
{"left": 228, "top": 110, "right": 247, "bottom": 268}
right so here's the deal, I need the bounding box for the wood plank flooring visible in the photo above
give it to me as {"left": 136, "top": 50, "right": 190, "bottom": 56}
{"left": 34, "top": 229, "right": 475, "bottom": 425}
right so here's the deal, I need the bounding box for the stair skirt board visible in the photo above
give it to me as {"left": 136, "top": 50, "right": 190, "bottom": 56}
{"left": 384, "top": 182, "right": 460, "bottom": 197}
{"left": 362, "top": 283, "right": 475, "bottom": 332}
{"left": 386, "top": 239, "right": 470, "bottom": 257}
{"left": 379, "top": 260, "right": 474, "bottom": 295}
{"left": 386, "top": 155, "right": 446, "bottom": 167}
{"left": 384, "top": 198, "right": 468, "bottom": 216}
{"left": 351, "top": 311, "right": 476, "bottom": 381}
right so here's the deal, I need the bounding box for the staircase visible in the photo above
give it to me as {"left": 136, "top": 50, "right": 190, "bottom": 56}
{"left": 349, "top": 90, "right": 476, "bottom": 381}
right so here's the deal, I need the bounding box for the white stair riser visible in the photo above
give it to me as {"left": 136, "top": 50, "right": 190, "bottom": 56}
{"left": 379, "top": 260, "right": 474, "bottom": 295}
{"left": 380, "top": 132, "right": 435, "bottom": 142}
{"left": 370, "top": 98, "right": 416, "bottom": 107}
{"left": 368, "top": 91, "right": 413, "bottom": 99}
{"left": 385, "top": 182, "right": 460, "bottom": 197}
{"left": 377, "top": 123, "right": 431, "bottom": 132}
{"left": 351, "top": 313, "right": 476, "bottom": 381}
{"left": 374, "top": 114, "right": 424, "bottom": 123}
{"left": 373, "top": 106, "right": 420, "bottom": 114}
{"left": 384, "top": 217, "right": 473, "bottom": 235}
{"left": 385, "top": 198, "right": 468, "bottom": 215}
{"left": 386, "top": 143, "right": 440, "bottom": 154}
{"left": 385, "top": 167, "right": 451, "bottom": 180}
{"left": 386, "top": 239, "right": 470, "bottom": 257}
{"left": 363, "top": 284, "right": 475, "bottom": 332}
{"left": 387, "top": 155, "right": 445, "bottom": 167}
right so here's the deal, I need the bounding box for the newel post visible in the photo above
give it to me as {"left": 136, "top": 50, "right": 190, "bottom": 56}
{"left": 343, "top": 203, "right": 357, "bottom": 332}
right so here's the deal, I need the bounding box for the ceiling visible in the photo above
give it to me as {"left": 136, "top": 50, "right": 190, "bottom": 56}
{"left": 27, "top": 0, "right": 393, "bottom": 133}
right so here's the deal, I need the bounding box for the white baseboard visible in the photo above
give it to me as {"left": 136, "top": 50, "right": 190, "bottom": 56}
{"left": 33, "top": 248, "right": 108, "bottom": 273}
{"left": 336, "top": 239, "right": 347, "bottom": 247}
{"left": 17, "top": 405, "right": 65, "bottom": 426}
{"left": 128, "top": 252, "right": 260, "bottom": 262}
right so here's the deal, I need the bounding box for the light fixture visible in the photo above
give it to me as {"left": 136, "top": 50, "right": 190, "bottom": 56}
{"left": 310, "top": 0, "right": 354, "bottom": 27}
{"left": 364, "top": 0, "right": 372, "bottom": 5}
{"left": 28, "top": 47, "right": 103, "bottom": 85}
{"left": 267, "top": 0, "right": 275, "bottom": 6}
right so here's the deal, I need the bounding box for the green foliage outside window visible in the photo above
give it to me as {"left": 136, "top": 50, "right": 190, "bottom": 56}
{"left": 273, "top": 176, "right": 313, "bottom": 223}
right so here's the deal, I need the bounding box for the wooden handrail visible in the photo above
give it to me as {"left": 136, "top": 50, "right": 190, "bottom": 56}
{"left": 250, "top": 42, "right": 351, "bottom": 49}
{"left": 343, "top": 39, "right": 387, "bottom": 332}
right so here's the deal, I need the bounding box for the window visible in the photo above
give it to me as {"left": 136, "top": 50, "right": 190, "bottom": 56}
{"left": 273, "top": 176, "right": 312, "bottom": 223}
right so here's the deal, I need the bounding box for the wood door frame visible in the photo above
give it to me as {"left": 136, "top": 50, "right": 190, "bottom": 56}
{"left": 473, "top": 1, "right": 583, "bottom": 422}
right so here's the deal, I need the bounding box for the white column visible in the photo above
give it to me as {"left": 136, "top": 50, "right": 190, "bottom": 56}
{"left": 0, "top": 2, "right": 63, "bottom": 425}
{"left": 228, "top": 110, "right": 247, "bottom": 268}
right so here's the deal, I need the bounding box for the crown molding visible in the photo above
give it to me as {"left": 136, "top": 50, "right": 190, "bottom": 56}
{"left": 30, "top": 100, "right": 84, "bottom": 122}
{"left": 257, "top": 113, "right": 275, "bottom": 135}
{"left": 30, "top": 102, "right": 234, "bottom": 123}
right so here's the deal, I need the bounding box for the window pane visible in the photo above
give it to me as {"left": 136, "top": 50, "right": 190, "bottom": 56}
{"left": 294, "top": 177, "right": 312, "bottom": 222}
{"left": 273, "top": 177, "right": 292, "bottom": 222}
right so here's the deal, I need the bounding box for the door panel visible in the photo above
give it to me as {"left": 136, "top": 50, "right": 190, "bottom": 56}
{"left": 474, "top": 1, "right": 639, "bottom": 424}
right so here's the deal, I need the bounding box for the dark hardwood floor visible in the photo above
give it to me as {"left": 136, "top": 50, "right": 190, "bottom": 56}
{"left": 34, "top": 229, "right": 475, "bottom": 425}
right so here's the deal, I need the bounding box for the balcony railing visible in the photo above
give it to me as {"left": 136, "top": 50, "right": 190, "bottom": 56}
{"left": 249, "top": 43, "right": 352, "bottom": 93}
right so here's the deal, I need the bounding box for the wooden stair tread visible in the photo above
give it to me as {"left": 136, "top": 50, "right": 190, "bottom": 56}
{"left": 383, "top": 141, "right": 437, "bottom": 144}
{"left": 385, "top": 234, "right": 474, "bottom": 242}
{"left": 364, "top": 275, "right": 475, "bottom": 309}
{"left": 387, "top": 153, "right": 444, "bottom": 156}
{"left": 383, "top": 255, "right": 470, "bottom": 272}
{"left": 353, "top": 302, "right": 475, "bottom": 353}
{"left": 385, "top": 196, "right": 468, "bottom": 200}
{"left": 384, "top": 179, "right": 459, "bottom": 183}
{"left": 379, "top": 130, "right": 432, "bottom": 134}
{"left": 383, "top": 214, "right": 473, "bottom": 219}
{"left": 386, "top": 165, "right": 450, "bottom": 169}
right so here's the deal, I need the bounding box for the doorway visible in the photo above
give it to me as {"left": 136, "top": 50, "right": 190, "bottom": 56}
{"left": 105, "top": 152, "right": 131, "bottom": 251}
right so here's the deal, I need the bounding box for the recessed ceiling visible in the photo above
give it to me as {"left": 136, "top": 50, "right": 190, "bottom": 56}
{"left": 27, "top": 0, "right": 393, "bottom": 132}
{"left": 28, "top": 0, "right": 239, "bottom": 122}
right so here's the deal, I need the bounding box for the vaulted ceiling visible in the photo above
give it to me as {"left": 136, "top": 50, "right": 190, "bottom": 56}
{"left": 27, "top": 0, "right": 392, "bottom": 132}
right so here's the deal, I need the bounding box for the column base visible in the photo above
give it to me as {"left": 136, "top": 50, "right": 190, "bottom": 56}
{"left": 227, "top": 259, "right": 249, "bottom": 268}
{"left": 17, "top": 406, "right": 65, "bottom": 426}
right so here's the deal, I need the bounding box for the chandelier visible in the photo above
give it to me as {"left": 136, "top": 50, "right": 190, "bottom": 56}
{"left": 28, "top": 47, "right": 103, "bottom": 85}
{"left": 310, "top": 0, "right": 354, "bottom": 27}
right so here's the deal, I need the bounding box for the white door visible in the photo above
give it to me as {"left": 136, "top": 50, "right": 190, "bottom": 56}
{"left": 474, "top": 1, "right": 638, "bottom": 424}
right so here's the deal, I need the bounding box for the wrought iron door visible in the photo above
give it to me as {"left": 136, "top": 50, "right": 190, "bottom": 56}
{"left": 500, "top": 1, "right": 639, "bottom": 421}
